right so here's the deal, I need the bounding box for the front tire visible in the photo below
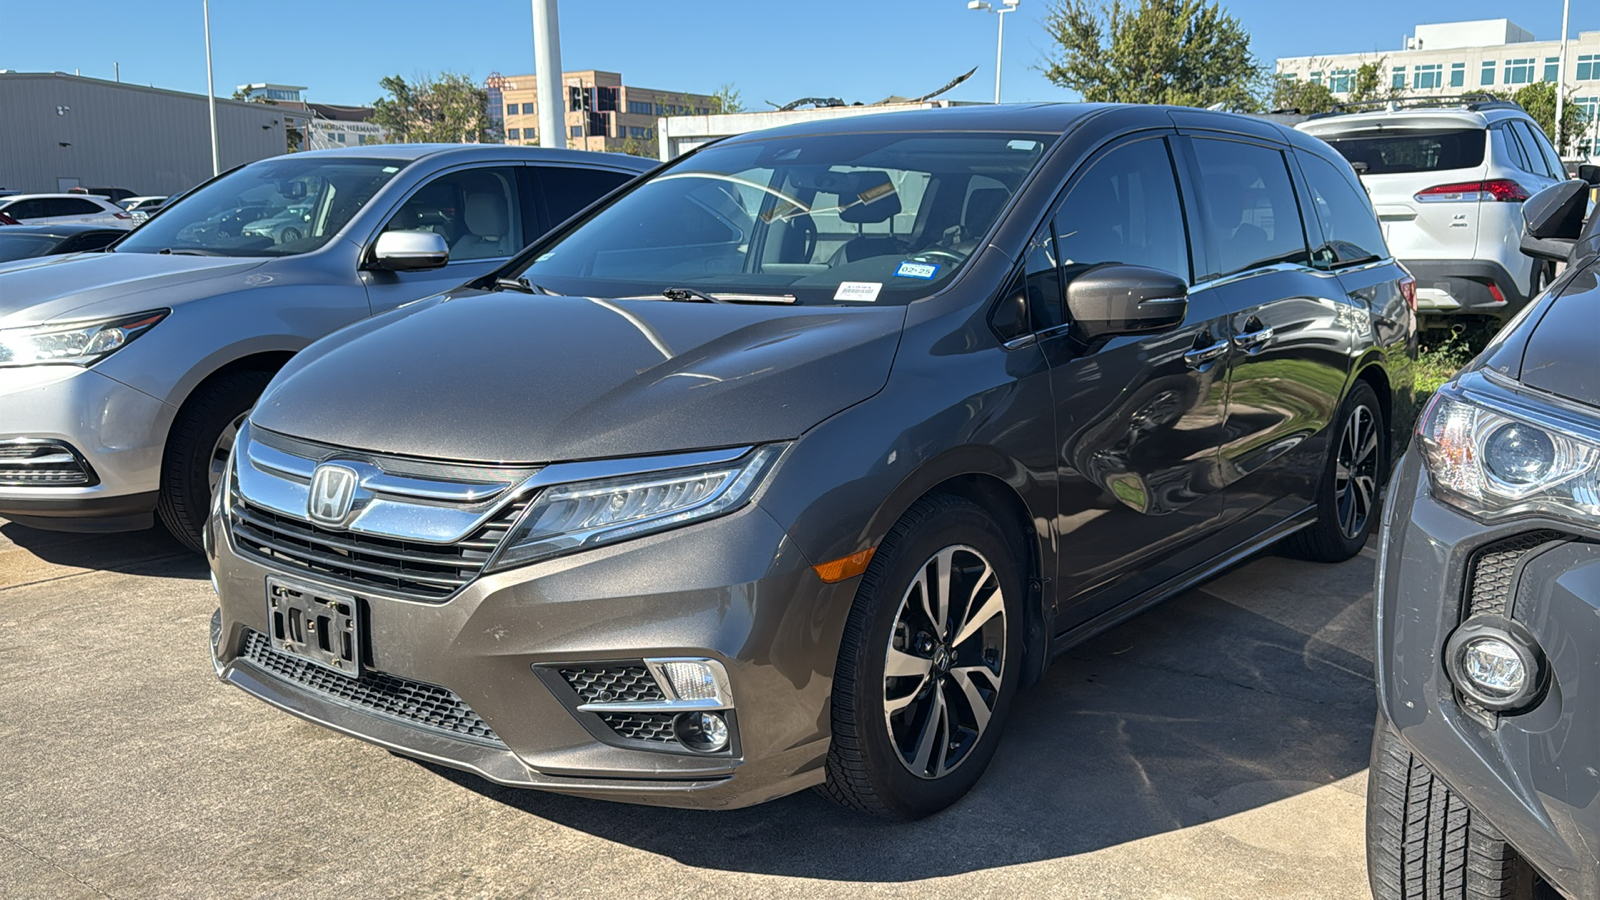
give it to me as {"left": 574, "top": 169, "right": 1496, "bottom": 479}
{"left": 821, "top": 495, "right": 1023, "bottom": 819}
{"left": 156, "top": 370, "right": 271, "bottom": 552}
{"left": 1284, "top": 380, "right": 1385, "bottom": 562}
{"left": 1368, "top": 720, "right": 1543, "bottom": 900}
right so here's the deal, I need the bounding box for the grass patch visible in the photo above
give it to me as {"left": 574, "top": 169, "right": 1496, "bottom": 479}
{"left": 1415, "top": 327, "right": 1493, "bottom": 403}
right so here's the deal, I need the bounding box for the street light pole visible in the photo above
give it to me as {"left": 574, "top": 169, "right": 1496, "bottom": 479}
{"left": 203, "top": 0, "right": 219, "bottom": 176}
{"left": 531, "top": 0, "right": 567, "bottom": 149}
{"left": 968, "top": 0, "right": 1019, "bottom": 105}
{"left": 1555, "top": 0, "right": 1570, "bottom": 154}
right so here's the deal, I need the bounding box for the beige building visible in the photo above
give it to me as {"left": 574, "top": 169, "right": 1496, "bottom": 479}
{"left": 486, "top": 70, "right": 717, "bottom": 153}
{"left": 1275, "top": 19, "right": 1600, "bottom": 156}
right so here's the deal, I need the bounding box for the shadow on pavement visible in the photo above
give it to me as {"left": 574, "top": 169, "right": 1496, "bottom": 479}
{"left": 417, "top": 549, "right": 1377, "bottom": 882}
{"left": 0, "top": 518, "right": 205, "bottom": 580}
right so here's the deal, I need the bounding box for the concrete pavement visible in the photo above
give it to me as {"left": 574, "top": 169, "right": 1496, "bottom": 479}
{"left": 0, "top": 519, "right": 1376, "bottom": 899}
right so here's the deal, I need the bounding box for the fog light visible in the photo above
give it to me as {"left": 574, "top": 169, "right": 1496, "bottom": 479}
{"left": 647, "top": 657, "right": 732, "bottom": 705}
{"left": 1444, "top": 616, "right": 1547, "bottom": 713}
{"left": 674, "top": 711, "right": 730, "bottom": 753}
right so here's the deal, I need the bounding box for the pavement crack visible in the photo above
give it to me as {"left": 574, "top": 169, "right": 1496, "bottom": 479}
{"left": 0, "top": 831, "right": 118, "bottom": 899}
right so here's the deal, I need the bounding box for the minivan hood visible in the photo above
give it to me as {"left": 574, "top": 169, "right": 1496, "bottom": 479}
{"left": 252, "top": 291, "right": 906, "bottom": 463}
{"left": 0, "top": 252, "right": 268, "bottom": 326}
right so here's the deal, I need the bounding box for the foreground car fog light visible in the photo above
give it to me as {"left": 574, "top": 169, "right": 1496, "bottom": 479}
{"left": 1444, "top": 616, "right": 1548, "bottom": 713}
{"left": 674, "top": 711, "right": 730, "bottom": 752}
{"left": 646, "top": 657, "right": 733, "bottom": 706}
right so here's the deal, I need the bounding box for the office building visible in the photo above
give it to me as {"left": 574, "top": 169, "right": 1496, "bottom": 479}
{"left": 486, "top": 70, "right": 717, "bottom": 152}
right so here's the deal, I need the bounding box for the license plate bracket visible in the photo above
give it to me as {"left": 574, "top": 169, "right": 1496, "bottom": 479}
{"left": 266, "top": 577, "right": 362, "bottom": 678}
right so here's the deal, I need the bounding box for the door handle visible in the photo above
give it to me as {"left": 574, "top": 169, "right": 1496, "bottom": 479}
{"left": 1184, "top": 339, "right": 1229, "bottom": 369}
{"left": 1233, "top": 325, "right": 1275, "bottom": 351}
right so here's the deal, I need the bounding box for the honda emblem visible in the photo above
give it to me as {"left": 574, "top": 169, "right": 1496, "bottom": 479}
{"left": 307, "top": 464, "right": 359, "bottom": 527}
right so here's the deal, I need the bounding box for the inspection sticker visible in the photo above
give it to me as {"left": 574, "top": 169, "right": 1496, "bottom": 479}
{"left": 894, "top": 261, "right": 940, "bottom": 279}
{"left": 834, "top": 281, "right": 883, "bottom": 302}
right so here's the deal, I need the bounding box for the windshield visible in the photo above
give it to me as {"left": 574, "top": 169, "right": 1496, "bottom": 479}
{"left": 0, "top": 233, "right": 64, "bottom": 262}
{"left": 116, "top": 157, "right": 407, "bottom": 256}
{"left": 510, "top": 131, "right": 1056, "bottom": 305}
{"left": 1322, "top": 129, "right": 1486, "bottom": 175}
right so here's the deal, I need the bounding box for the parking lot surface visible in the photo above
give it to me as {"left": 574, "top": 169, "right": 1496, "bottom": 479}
{"left": 1, "top": 520, "right": 1376, "bottom": 899}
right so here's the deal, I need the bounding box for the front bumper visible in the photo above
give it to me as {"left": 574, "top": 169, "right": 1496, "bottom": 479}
{"left": 208, "top": 500, "right": 863, "bottom": 810}
{"left": 1376, "top": 449, "right": 1600, "bottom": 899}
{"left": 1400, "top": 259, "right": 1524, "bottom": 321}
{"left": 0, "top": 365, "right": 172, "bottom": 530}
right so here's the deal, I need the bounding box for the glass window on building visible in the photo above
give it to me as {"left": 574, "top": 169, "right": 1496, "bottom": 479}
{"left": 1450, "top": 62, "right": 1465, "bottom": 87}
{"left": 1505, "top": 58, "right": 1534, "bottom": 85}
{"left": 506, "top": 104, "right": 517, "bottom": 117}
{"left": 1413, "top": 64, "right": 1442, "bottom": 90}
{"left": 508, "top": 128, "right": 520, "bottom": 140}
{"left": 1481, "top": 61, "right": 1496, "bottom": 86}
{"left": 1544, "top": 57, "right": 1560, "bottom": 82}
{"left": 1309, "top": 71, "right": 1323, "bottom": 85}
{"left": 522, "top": 103, "right": 536, "bottom": 115}
{"left": 1329, "top": 68, "right": 1353, "bottom": 93}
{"left": 1579, "top": 55, "right": 1599, "bottom": 81}
{"left": 1391, "top": 66, "right": 1406, "bottom": 89}
{"left": 570, "top": 125, "right": 583, "bottom": 138}
{"left": 627, "top": 100, "right": 654, "bottom": 115}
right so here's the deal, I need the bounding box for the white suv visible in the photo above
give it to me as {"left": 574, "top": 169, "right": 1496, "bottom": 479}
{"left": 1299, "top": 99, "right": 1567, "bottom": 332}
{"left": 0, "top": 193, "right": 133, "bottom": 228}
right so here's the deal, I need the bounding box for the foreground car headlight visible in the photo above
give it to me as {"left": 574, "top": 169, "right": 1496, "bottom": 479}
{"left": 0, "top": 309, "right": 168, "bottom": 367}
{"left": 486, "top": 444, "right": 787, "bottom": 572}
{"left": 1420, "top": 385, "right": 1600, "bottom": 521}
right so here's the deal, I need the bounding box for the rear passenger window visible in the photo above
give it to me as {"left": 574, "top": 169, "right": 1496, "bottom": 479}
{"left": 64, "top": 198, "right": 105, "bottom": 215}
{"left": 1299, "top": 154, "right": 1389, "bottom": 268}
{"left": 1511, "top": 121, "right": 1559, "bottom": 178}
{"left": 1053, "top": 137, "right": 1189, "bottom": 283}
{"left": 1496, "top": 124, "right": 1533, "bottom": 173}
{"left": 1189, "top": 138, "right": 1309, "bottom": 279}
{"left": 536, "top": 167, "right": 635, "bottom": 227}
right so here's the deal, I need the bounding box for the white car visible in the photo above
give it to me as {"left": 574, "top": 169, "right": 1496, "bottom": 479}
{"left": 118, "top": 196, "right": 167, "bottom": 212}
{"left": 1299, "top": 98, "right": 1568, "bottom": 333}
{"left": 0, "top": 193, "right": 133, "bottom": 229}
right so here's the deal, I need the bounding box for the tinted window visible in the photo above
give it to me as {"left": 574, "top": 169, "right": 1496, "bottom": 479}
{"left": 1323, "top": 129, "right": 1486, "bottom": 174}
{"left": 1053, "top": 137, "right": 1189, "bottom": 282}
{"left": 62, "top": 198, "right": 105, "bottom": 215}
{"left": 1190, "top": 138, "right": 1308, "bottom": 278}
{"left": 1299, "top": 154, "right": 1389, "bottom": 268}
{"left": 1511, "top": 121, "right": 1559, "bottom": 178}
{"left": 63, "top": 231, "right": 120, "bottom": 253}
{"left": 2, "top": 199, "right": 44, "bottom": 220}
{"left": 1022, "top": 221, "right": 1063, "bottom": 331}
{"left": 1495, "top": 124, "right": 1533, "bottom": 172}
{"left": 382, "top": 166, "right": 524, "bottom": 261}
{"left": 535, "top": 166, "right": 636, "bottom": 227}
{"left": 0, "top": 232, "right": 62, "bottom": 261}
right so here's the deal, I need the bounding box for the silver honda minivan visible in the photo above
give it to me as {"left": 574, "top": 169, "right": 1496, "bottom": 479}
{"left": 0, "top": 145, "right": 651, "bottom": 548}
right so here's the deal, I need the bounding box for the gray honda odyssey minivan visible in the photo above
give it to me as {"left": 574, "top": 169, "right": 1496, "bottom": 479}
{"left": 209, "top": 104, "right": 1417, "bottom": 817}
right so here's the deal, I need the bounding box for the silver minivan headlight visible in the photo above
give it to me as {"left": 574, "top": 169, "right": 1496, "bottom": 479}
{"left": 0, "top": 309, "right": 168, "bottom": 367}
{"left": 485, "top": 444, "right": 787, "bottom": 572}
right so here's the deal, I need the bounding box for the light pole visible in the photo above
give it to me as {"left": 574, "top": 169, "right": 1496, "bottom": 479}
{"left": 203, "top": 0, "right": 219, "bottom": 175}
{"left": 531, "top": 0, "right": 567, "bottom": 149}
{"left": 1555, "top": 0, "right": 1570, "bottom": 154}
{"left": 968, "top": 0, "right": 1019, "bottom": 105}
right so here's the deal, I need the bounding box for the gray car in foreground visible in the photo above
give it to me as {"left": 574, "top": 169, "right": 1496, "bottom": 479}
{"left": 0, "top": 145, "right": 650, "bottom": 549}
{"left": 1370, "top": 180, "right": 1600, "bottom": 899}
{"left": 209, "top": 104, "right": 1416, "bottom": 817}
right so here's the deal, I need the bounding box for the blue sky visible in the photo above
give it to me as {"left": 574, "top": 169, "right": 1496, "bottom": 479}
{"left": 1, "top": 1, "right": 1596, "bottom": 108}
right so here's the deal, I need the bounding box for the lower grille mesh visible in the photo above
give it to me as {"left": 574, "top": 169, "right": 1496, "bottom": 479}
{"left": 241, "top": 629, "right": 503, "bottom": 746}
{"left": 1464, "top": 531, "right": 1567, "bottom": 619}
{"left": 600, "top": 712, "right": 677, "bottom": 743}
{"left": 561, "top": 666, "right": 666, "bottom": 704}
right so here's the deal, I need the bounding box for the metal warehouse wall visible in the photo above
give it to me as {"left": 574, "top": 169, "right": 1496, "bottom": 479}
{"left": 0, "top": 73, "right": 288, "bottom": 197}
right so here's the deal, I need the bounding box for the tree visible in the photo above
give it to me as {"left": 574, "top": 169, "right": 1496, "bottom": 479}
{"left": 1041, "top": 0, "right": 1261, "bottom": 111}
{"left": 615, "top": 134, "right": 657, "bottom": 159}
{"left": 1270, "top": 76, "right": 1337, "bottom": 114}
{"left": 710, "top": 83, "right": 744, "bottom": 114}
{"left": 371, "top": 72, "right": 497, "bottom": 144}
{"left": 1347, "top": 60, "right": 1391, "bottom": 105}
{"left": 1505, "top": 81, "right": 1590, "bottom": 155}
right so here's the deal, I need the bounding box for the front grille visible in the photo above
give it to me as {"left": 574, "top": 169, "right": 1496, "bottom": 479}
{"left": 561, "top": 665, "right": 667, "bottom": 704}
{"left": 0, "top": 441, "right": 93, "bottom": 487}
{"left": 600, "top": 712, "right": 677, "bottom": 743}
{"left": 229, "top": 495, "right": 530, "bottom": 602}
{"left": 1463, "top": 531, "right": 1568, "bottom": 619}
{"left": 241, "top": 629, "right": 503, "bottom": 746}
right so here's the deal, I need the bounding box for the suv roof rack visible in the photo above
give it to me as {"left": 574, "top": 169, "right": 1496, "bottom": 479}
{"left": 1305, "top": 93, "right": 1525, "bottom": 120}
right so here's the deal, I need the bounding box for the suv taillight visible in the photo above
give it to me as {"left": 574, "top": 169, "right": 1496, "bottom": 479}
{"left": 1414, "top": 179, "right": 1530, "bottom": 203}
{"left": 1399, "top": 273, "right": 1417, "bottom": 313}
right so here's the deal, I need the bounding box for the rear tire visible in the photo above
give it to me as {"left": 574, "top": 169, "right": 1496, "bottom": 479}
{"left": 1284, "top": 380, "right": 1385, "bottom": 562}
{"left": 1368, "top": 720, "right": 1543, "bottom": 900}
{"left": 156, "top": 370, "right": 271, "bottom": 552}
{"left": 819, "top": 495, "right": 1023, "bottom": 819}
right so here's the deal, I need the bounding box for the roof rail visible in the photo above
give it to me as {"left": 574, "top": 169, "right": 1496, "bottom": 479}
{"left": 1304, "top": 93, "right": 1526, "bottom": 120}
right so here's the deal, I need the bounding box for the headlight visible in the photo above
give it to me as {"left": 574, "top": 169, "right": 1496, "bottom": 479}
{"left": 0, "top": 309, "right": 168, "bottom": 367}
{"left": 1420, "top": 385, "right": 1600, "bottom": 521}
{"left": 485, "top": 444, "right": 787, "bottom": 572}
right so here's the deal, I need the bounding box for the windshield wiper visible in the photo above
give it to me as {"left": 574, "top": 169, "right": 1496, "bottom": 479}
{"left": 492, "top": 276, "right": 551, "bottom": 294}
{"left": 157, "top": 247, "right": 224, "bottom": 256}
{"left": 662, "top": 287, "right": 731, "bottom": 304}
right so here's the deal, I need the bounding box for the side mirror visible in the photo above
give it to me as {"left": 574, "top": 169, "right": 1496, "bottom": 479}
{"left": 1578, "top": 164, "right": 1600, "bottom": 187}
{"left": 1067, "top": 264, "right": 1188, "bottom": 341}
{"left": 371, "top": 231, "right": 449, "bottom": 271}
{"left": 1519, "top": 180, "right": 1588, "bottom": 264}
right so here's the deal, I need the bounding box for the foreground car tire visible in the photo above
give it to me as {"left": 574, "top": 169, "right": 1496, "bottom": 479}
{"left": 1368, "top": 721, "right": 1544, "bottom": 900}
{"left": 1285, "top": 380, "right": 1385, "bottom": 562}
{"left": 157, "top": 370, "right": 271, "bottom": 552}
{"left": 821, "top": 495, "right": 1022, "bottom": 819}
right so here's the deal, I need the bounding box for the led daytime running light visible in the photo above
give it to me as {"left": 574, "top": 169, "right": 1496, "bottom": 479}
{"left": 0, "top": 310, "right": 168, "bottom": 367}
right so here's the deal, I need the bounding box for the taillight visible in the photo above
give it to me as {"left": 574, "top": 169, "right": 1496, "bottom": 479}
{"left": 1414, "top": 179, "right": 1529, "bottom": 203}
{"left": 1487, "top": 282, "right": 1506, "bottom": 304}
{"left": 114, "top": 212, "right": 131, "bottom": 219}
{"left": 1400, "top": 274, "right": 1417, "bottom": 313}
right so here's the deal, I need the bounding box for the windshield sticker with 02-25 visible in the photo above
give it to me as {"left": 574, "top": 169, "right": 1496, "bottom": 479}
{"left": 894, "top": 261, "right": 939, "bottom": 279}
{"left": 834, "top": 281, "right": 883, "bottom": 302}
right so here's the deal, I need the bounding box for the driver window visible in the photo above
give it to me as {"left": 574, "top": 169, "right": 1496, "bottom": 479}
{"left": 1053, "top": 138, "right": 1190, "bottom": 283}
{"left": 382, "top": 167, "right": 523, "bottom": 262}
